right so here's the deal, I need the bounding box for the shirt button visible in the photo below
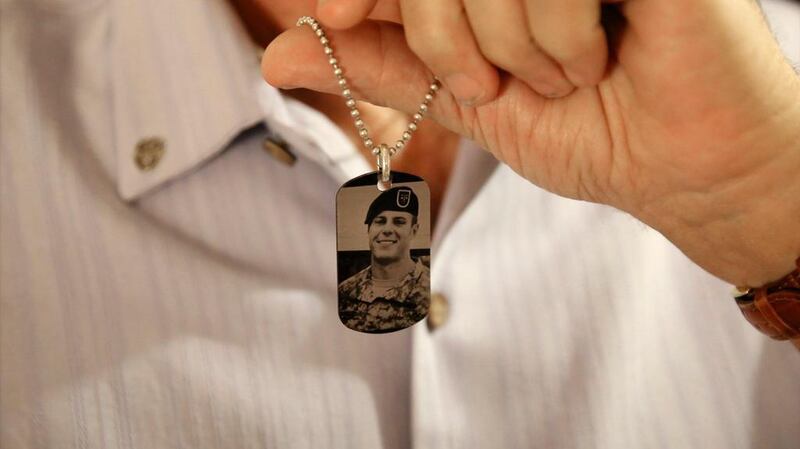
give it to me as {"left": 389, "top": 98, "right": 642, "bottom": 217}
{"left": 262, "top": 137, "right": 296, "bottom": 166}
{"left": 427, "top": 292, "right": 450, "bottom": 332}
{"left": 134, "top": 137, "right": 165, "bottom": 171}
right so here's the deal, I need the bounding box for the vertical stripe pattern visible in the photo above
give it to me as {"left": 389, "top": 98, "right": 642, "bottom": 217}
{"left": 2, "top": 1, "right": 800, "bottom": 448}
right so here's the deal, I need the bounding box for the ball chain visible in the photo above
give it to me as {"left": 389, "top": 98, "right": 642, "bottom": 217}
{"left": 296, "top": 16, "right": 441, "bottom": 163}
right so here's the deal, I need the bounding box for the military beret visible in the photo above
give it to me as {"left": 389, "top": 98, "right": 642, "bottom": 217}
{"left": 364, "top": 186, "right": 419, "bottom": 224}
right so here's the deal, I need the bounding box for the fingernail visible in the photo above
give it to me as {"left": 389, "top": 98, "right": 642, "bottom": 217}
{"left": 541, "top": 84, "right": 575, "bottom": 99}
{"left": 444, "top": 73, "right": 485, "bottom": 106}
{"left": 523, "top": 78, "right": 573, "bottom": 99}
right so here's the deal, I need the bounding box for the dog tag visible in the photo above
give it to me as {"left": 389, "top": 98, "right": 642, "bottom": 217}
{"left": 335, "top": 171, "right": 431, "bottom": 333}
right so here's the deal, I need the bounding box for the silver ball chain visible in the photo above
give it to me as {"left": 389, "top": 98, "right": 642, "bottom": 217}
{"left": 296, "top": 16, "right": 441, "bottom": 183}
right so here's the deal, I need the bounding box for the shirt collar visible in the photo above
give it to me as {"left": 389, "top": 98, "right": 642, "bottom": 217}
{"left": 110, "top": 0, "right": 362, "bottom": 200}
{"left": 111, "top": 0, "right": 266, "bottom": 200}
{"left": 254, "top": 81, "right": 372, "bottom": 185}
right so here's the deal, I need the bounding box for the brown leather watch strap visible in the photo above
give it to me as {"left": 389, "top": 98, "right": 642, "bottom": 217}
{"left": 735, "top": 257, "right": 800, "bottom": 348}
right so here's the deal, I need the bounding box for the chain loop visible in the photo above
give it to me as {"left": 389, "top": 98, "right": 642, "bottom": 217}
{"left": 378, "top": 144, "right": 391, "bottom": 186}
{"left": 297, "top": 16, "right": 441, "bottom": 186}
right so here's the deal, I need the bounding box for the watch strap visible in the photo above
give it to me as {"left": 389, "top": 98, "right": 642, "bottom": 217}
{"left": 735, "top": 257, "right": 800, "bottom": 345}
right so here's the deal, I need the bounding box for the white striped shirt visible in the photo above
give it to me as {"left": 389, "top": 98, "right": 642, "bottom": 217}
{"left": 2, "top": 0, "right": 799, "bottom": 448}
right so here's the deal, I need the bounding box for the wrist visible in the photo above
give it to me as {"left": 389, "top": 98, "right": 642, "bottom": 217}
{"left": 652, "top": 189, "right": 800, "bottom": 287}
{"left": 639, "top": 113, "right": 800, "bottom": 286}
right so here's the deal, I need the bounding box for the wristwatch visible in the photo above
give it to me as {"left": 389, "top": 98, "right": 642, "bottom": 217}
{"left": 734, "top": 257, "right": 800, "bottom": 350}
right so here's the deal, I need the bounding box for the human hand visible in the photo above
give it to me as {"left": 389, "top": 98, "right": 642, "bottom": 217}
{"left": 313, "top": 0, "right": 625, "bottom": 103}
{"left": 262, "top": 0, "right": 800, "bottom": 286}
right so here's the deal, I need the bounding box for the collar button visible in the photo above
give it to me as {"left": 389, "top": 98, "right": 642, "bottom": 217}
{"left": 262, "top": 137, "right": 297, "bottom": 166}
{"left": 134, "top": 137, "right": 165, "bottom": 171}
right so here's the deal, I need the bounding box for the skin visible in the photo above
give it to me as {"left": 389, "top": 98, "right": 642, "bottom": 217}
{"left": 367, "top": 211, "right": 420, "bottom": 280}
{"left": 261, "top": 0, "right": 800, "bottom": 288}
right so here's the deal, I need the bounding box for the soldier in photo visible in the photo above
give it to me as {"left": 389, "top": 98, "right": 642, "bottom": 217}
{"left": 338, "top": 186, "right": 431, "bottom": 333}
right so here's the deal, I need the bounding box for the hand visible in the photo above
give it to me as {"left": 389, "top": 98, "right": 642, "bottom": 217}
{"left": 262, "top": 0, "right": 800, "bottom": 286}
{"left": 314, "top": 0, "right": 624, "bottom": 103}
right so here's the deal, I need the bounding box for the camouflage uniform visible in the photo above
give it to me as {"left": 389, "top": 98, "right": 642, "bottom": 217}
{"left": 338, "top": 260, "right": 431, "bottom": 333}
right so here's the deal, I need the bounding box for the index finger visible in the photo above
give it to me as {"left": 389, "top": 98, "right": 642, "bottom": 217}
{"left": 317, "top": 0, "right": 402, "bottom": 29}
{"left": 526, "top": 0, "right": 608, "bottom": 86}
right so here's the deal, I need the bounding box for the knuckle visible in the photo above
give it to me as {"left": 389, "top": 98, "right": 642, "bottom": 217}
{"left": 542, "top": 31, "right": 597, "bottom": 63}
{"left": 479, "top": 37, "right": 529, "bottom": 69}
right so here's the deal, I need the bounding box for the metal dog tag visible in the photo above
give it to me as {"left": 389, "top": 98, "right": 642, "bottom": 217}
{"left": 335, "top": 171, "right": 431, "bottom": 333}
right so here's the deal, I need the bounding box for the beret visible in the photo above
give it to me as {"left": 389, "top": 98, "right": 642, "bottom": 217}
{"left": 364, "top": 186, "right": 419, "bottom": 224}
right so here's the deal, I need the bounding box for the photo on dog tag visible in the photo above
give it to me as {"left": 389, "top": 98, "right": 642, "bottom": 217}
{"left": 336, "top": 171, "right": 431, "bottom": 333}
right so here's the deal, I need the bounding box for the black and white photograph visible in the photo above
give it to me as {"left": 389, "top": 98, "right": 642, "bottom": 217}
{"left": 336, "top": 173, "right": 431, "bottom": 333}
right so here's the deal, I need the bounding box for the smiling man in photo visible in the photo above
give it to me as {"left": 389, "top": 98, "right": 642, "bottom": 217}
{"left": 338, "top": 186, "right": 431, "bottom": 333}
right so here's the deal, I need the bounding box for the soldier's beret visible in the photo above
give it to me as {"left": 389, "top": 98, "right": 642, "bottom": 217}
{"left": 364, "top": 186, "right": 419, "bottom": 224}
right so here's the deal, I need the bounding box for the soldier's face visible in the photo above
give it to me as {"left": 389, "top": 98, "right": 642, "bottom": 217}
{"left": 368, "top": 211, "right": 418, "bottom": 263}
